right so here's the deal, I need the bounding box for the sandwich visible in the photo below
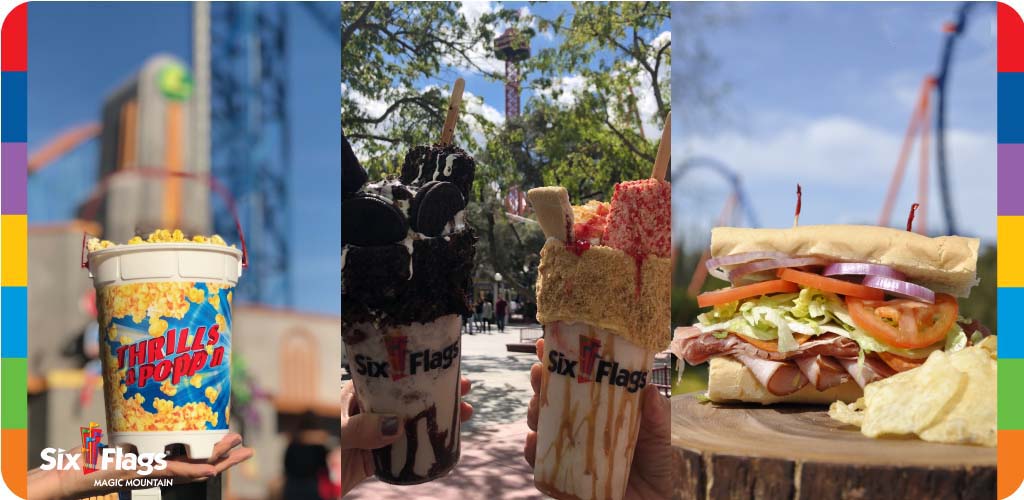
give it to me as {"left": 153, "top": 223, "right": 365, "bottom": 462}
{"left": 671, "top": 224, "right": 987, "bottom": 404}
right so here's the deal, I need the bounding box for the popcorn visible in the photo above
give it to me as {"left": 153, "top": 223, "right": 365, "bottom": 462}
{"left": 107, "top": 324, "right": 118, "bottom": 341}
{"left": 119, "top": 335, "right": 130, "bottom": 346}
{"left": 208, "top": 293, "right": 221, "bottom": 310}
{"left": 215, "top": 314, "right": 227, "bottom": 332}
{"left": 86, "top": 229, "right": 233, "bottom": 251}
{"left": 86, "top": 238, "right": 116, "bottom": 252}
{"left": 227, "top": 291, "right": 233, "bottom": 305}
{"left": 205, "top": 386, "right": 219, "bottom": 404}
{"left": 187, "top": 287, "right": 206, "bottom": 303}
{"left": 191, "top": 374, "right": 203, "bottom": 388}
{"left": 148, "top": 317, "right": 168, "bottom": 337}
{"left": 160, "top": 379, "right": 178, "bottom": 397}
{"left": 105, "top": 391, "right": 219, "bottom": 432}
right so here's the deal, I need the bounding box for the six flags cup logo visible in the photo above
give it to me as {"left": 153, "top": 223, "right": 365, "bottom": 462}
{"left": 547, "top": 335, "right": 649, "bottom": 393}
{"left": 39, "top": 423, "right": 169, "bottom": 476}
{"left": 353, "top": 334, "right": 460, "bottom": 381}
{"left": 81, "top": 422, "right": 103, "bottom": 474}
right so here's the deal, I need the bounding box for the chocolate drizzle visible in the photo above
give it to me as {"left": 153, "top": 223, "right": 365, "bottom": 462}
{"left": 371, "top": 355, "right": 462, "bottom": 485}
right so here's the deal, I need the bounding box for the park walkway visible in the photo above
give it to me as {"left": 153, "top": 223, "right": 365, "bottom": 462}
{"left": 346, "top": 326, "right": 548, "bottom": 499}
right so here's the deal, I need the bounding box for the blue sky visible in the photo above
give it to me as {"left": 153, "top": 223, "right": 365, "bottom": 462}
{"left": 672, "top": 2, "right": 997, "bottom": 246}
{"left": 27, "top": 3, "right": 341, "bottom": 315}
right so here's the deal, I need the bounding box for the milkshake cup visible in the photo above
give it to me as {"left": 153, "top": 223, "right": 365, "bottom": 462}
{"left": 342, "top": 135, "right": 477, "bottom": 484}
{"left": 535, "top": 321, "right": 655, "bottom": 500}
{"left": 342, "top": 315, "right": 462, "bottom": 484}
{"left": 528, "top": 179, "right": 671, "bottom": 500}
{"left": 84, "top": 231, "right": 243, "bottom": 459}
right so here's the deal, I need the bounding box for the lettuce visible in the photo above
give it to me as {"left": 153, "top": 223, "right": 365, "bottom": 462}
{"left": 945, "top": 323, "right": 968, "bottom": 352}
{"left": 695, "top": 286, "right": 962, "bottom": 358}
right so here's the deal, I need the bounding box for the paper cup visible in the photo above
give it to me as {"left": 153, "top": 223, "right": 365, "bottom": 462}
{"left": 535, "top": 321, "right": 655, "bottom": 500}
{"left": 87, "top": 243, "right": 242, "bottom": 459}
{"left": 343, "top": 314, "right": 462, "bottom": 484}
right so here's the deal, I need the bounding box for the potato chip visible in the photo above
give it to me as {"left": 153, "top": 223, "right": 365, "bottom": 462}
{"left": 860, "top": 350, "right": 965, "bottom": 438}
{"left": 828, "top": 338, "right": 997, "bottom": 447}
{"left": 976, "top": 336, "right": 997, "bottom": 359}
{"left": 829, "top": 397, "right": 865, "bottom": 427}
{"left": 918, "top": 347, "right": 996, "bottom": 447}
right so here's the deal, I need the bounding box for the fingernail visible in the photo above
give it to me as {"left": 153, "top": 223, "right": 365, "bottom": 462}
{"left": 381, "top": 416, "right": 399, "bottom": 436}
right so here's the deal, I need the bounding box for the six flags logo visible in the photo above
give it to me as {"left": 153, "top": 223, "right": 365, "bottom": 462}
{"left": 40, "top": 423, "right": 168, "bottom": 475}
{"left": 547, "top": 335, "right": 649, "bottom": 393}
{"left": 353, "top": 334, "right": 459, "bottom": 381}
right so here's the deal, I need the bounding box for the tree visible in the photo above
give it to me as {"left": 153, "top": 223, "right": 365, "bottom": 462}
{"left": 479, "top": 2, "right": 672, "bottom": 203}
{"left": 342, "top": 2, "right": 523, "bottom": 177}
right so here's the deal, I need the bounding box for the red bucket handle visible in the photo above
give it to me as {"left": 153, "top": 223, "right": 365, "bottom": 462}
{"left": 80, "top": 168, "right": 248, "bottom": 269}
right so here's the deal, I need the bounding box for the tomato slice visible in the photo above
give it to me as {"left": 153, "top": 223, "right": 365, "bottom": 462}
{"left": 777, "top": 268, "right": 885, "bottom": 300}
{"left": 697, "top": 279, "right": 800, "bottom": 308}
{"left": 877, "top": 351, "right": 926, "bottom": 373}
{"left": 740, "top": 334, "right": 811, "bottom": 352}
{"left": 846, "top": 294, "right": 959, "bottom": 349}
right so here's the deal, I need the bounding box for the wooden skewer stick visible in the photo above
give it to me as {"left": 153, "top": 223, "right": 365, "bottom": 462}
{"left": 439, "top": 78, "right": 465, "bottom": 146}
{"left": 651, "top": 117, "right": 671, "bottom": 180}
{"left": 793, "top": 184, "right": 802, "bottom": 227}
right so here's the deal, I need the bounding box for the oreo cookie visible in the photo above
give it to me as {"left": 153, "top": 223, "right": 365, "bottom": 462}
{"left": 399, "top": 145, "right": 432, "bottom": 186}
{"left": 400, "top": 144, "right": 476, "bottom": 197}
{"left": 342, "top": 193, "right": 408, "bottom": 246}
{"left": 342, "top": 131, "right": 368, "bottom": 194}
{"left": 410, "top": 181, "right": 465, "bottom": 237}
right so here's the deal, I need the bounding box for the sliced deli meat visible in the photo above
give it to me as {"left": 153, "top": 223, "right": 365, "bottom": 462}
{"left": 672, "top": 330, "right": 859, "bottom": 365}
{"left": 733, "top": 352, "right": 809, "bottom": 396}
{"left": 837, "top": 356, "right": 896, "bottom": 388}
{"left": 793, "top": 355, "right": 850, "bottom": 391}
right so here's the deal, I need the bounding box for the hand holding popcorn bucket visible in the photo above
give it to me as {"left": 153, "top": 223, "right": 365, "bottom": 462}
{"left": 82, "top": 170, "right": 246, "bottom": 459}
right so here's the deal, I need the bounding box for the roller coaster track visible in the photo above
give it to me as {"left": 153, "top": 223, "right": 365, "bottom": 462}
{"left": 27, "top": 122, "right": 101, "bottom": 174}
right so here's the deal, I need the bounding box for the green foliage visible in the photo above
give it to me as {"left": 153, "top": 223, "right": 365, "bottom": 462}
{"left": 960, "top": 245, "right": 997, "bottom": 334}
{"left": 483, "top": 2, "right": 672, "bottom": 202}
{"left": 343, "top": 2, "right": 672, "bottom": 298}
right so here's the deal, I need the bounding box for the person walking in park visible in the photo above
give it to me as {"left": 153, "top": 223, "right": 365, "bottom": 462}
{"left": 482, "top": 298, "right": 494, "bottom": 333}
{"left": 496, "top": 295, "right": 508, "bottom": 332}
{"left": 474, "top": 299, "right": 484, "bottom": 332}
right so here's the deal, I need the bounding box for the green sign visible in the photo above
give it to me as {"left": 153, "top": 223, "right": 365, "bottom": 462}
{"left": 157, "top": 63, "right": 193, "bottom": 101}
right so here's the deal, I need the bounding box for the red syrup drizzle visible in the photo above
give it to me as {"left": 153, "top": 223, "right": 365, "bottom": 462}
{"left": 632, "top": 254, "right": 645, "bottom": 299}
{"left": 566, "top": 239, "right": 591, "bottom": 256}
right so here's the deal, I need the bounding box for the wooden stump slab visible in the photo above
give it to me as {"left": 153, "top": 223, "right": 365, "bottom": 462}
{"left": 671, "top": 393, "right": 995, "bottom": 500}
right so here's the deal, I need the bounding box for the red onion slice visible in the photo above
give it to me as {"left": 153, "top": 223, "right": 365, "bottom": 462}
{"left": 728, "top": 257, "right": 830, "bottom": 283}
{"left": 705, "top": 251, "right": 790, "bottom": 281}
{"left": 823, "top": 262, "right": 906, "bottom": 281}
{"left": 862, "top": 275, "right": 935, "bottom": 303}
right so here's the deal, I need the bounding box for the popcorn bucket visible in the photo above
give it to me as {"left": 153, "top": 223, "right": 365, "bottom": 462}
{"left": 82, "top": 171, "right": 247, "bottom": 459}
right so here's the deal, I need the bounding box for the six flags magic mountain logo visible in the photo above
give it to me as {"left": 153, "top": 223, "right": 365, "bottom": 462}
{"left": 39, "top": 422, "right": 169, "bottom": 476}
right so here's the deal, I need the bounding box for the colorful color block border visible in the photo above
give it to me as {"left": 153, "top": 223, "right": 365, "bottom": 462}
{"left": 1, "top": 3, "right": 27, "bottom": 498}
{"left": 1, "top": 2, "right": 1023, "bottom": 500}
{"left": 999, "top": 2, "right": 1024, "bottom": 499}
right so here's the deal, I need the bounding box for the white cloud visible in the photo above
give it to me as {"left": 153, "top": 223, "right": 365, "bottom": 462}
{"left": 678, "top": 112, "right": 996, "bottom": 239}
{"left": 446, "top": 1, "right": 533, "bottom": 76}
{"left": 651, "top": 30, "right": 671, "bottom": 52}
{"left": 534, "top": 74, "right": 592, "bottom": 107}
{"left": 459, "top": 1, "right": 494, "bottom": 26}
